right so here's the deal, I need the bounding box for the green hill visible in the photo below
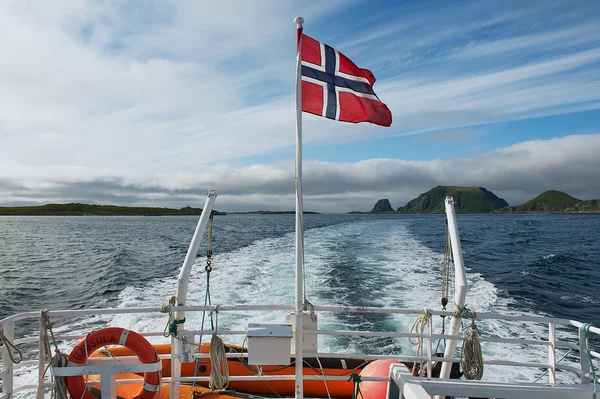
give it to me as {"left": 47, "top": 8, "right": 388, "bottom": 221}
{"left": 515, "top": 190, "right": 581, "bottom": 212}
{"left": 397, "top": 186, "right": 508, "bottom": 213}
{"left": 0, "top": 203, "right": 212, "bottom": 216}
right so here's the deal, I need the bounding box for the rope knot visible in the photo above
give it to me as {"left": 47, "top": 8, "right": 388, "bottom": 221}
{"left": 455, "top": 305, "right": 476, "bottom": 320}
{"left": 348, "top": 373, "right": 363, "bottom": 399}
{"left": 169, "top": 318, "right": 186, "bottom": 336}
{"left": 160, "top": 296, "right": 177, "bottom": 313}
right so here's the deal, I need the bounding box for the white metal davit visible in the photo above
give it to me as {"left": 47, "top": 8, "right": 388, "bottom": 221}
{"left": 170, "top": 190, "right": 217, "bottom": 399}
{"left": 440, "top": 196, "right": 468, "bottom": 380}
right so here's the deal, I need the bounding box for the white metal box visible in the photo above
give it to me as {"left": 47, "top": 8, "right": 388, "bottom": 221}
{"left": 285, "top": 312, "right": 318, "bottom": 354}
{"left": 247, "top": 323, "right": 292, "bottom": 365}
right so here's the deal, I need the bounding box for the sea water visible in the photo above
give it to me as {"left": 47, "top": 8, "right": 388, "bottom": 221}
{"left": 1, "top": 213, "right": 599, "bottom": 390}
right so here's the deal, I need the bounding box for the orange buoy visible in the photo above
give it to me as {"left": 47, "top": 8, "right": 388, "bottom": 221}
{"left": 66, "top": 327, "right": 161, "bottom": 399}
{"left": 359, "top": 360, "right": 400, "bottom": 399}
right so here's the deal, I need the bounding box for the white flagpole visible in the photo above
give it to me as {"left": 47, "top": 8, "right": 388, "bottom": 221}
{"left": 294, "top": 15, "right": 305, "bottom": 399}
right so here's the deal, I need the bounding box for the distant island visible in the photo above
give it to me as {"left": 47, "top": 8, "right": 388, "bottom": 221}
{"left": 0, "top": 203, "right": 221, "bottom": 216}
{"left": 362, "top": 186, "right": 600, "bottom": 214}
{"left": 0, "top": 203, "right": 320, "bottom": 216}
{"left": 228, "top": 211, "right": 320, "bottom": 215}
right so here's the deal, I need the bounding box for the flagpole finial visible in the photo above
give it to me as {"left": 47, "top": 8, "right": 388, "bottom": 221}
{"left": 294, "top": 17, "right": 304, "bottom": 28}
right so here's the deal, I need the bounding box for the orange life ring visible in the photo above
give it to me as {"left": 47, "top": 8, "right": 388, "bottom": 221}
{"left": 66, "top": 327, "right": 161, "bottom": 399}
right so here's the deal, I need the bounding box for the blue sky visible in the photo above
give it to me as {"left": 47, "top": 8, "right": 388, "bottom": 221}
{"left": 0, "top": 0, "right": 599, "bottom": 212}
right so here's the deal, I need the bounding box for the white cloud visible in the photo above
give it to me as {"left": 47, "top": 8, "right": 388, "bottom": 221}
{"left": 1, "top": 1, "right": 600, "bottom": 212}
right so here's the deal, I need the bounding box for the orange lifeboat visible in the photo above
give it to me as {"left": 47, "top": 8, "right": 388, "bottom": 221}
{"left": 94, "top": 342, "right": 370, "bottom": 398}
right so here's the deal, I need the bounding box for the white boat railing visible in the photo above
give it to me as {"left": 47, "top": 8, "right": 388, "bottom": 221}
{"left": 1, "top": 304, "right": 599, "bottom": 399}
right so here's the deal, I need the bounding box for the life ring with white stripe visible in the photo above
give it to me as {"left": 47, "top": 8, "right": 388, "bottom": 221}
{"left": 65, "top": 327, "right": 161, "bottom": 399}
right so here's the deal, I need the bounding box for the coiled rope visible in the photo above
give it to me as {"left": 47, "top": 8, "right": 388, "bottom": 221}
{"left": 209, "top": 335, "right": 229, "bottom": 390}
{"left": 460, "top": 310, "right": 483, "bottom": 380}
{"left": 208, "top": 307, "right": 229, "bottom": 391}
{"left": 581, "top": 323, "right": 598, "bottom": 399}
{"left": 409, "top": 309, "right": 430, "bottom": 376}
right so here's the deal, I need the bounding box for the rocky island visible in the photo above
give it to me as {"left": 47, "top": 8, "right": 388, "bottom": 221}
{"left": 366, "top": 187, "right": 600, "bottom": 214}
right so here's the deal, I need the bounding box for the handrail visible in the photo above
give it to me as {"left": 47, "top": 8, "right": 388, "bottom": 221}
{"left": 1, "top": 304, "right": 598, "bottom": 399}
{"left": 0, "top": 304, "right": 584, "bottom": 326}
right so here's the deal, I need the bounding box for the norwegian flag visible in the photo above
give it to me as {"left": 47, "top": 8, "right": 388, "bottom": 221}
{"left": 299, "top": 34, "right": 392, "bottom": 127}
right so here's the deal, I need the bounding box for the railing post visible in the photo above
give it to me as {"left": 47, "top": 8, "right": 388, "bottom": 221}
{"left": 579, "top": 325, "right": 591, "bottom": 383}
{"left": 548, "top": 321, "right": 556, "bottom": 383}
{"left": 427, "top": 311, "right": 433, "bottom": 378}
{"left": 1, "top": 321, "right": 15, "bottom": 398}
{"left": 38, "top": 315, "right": 48, "bottom": 399}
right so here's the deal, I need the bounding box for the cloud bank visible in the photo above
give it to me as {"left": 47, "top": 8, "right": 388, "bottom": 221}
{"left": 2, "top": 134, "right": 599, "bottom": 212}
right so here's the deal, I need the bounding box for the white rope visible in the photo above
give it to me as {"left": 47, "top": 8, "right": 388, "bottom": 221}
{"left": 208, "top": 334, "right": 229, "bottom": 390}
{"left": 315, "top": 357, "right": 332, "bottom": 399}
{"left": 409, "top": 309, "right": 430, "bottom": 376}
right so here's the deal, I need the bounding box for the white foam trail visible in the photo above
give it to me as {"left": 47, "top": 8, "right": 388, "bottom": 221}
{"left": 107, "top": 217, "right": 586, "bottom": 383}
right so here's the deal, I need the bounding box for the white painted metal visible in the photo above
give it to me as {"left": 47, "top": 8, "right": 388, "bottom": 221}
{"left": 52, "top": 358, "right": 161, "bottom": 399}
{"left": 1, "top": 320, "right": 14, "bottom": 398}
{"left": 548, "top": 321, "right": 556, "bottom": 383}
{"left": 571, "top": 320, "right": 600, "bottom": 335}
{"left": 102, "top": 374, "right": 116, "bottom": 399}
{"left": 37, "top": 316, "right": 46, "bottom": 399}
{"left": 440, "top": 197, "right": 468, "bottom": 380}
{"left": 170, "top": 190, "right": 217, "bottom": 399}
{"left": 51, "top": 358, "right": 162, "bottom": 376}
{"left": 0, "top": 304, "right": 577, "bottom": 324}
{"left": 286, "top": 312, "right": 318, "bottom": 354}
{"left": 390, "top": 365, "right": 594, "bottom": 399}
{"left": 294, "top": 15, "right": 305, "bottom": 399}
{"left": 174, "top": 190, "right": 218, "bottom": 315}
{"left": 415, "top": 378, "right": 592, "bottom": 399}
{"left": 579, "top": 324, "right": 591, "bottom": 383}
{"left": 247, "top": 324, "right": 292, "bottom": 365}
{"left": 403, "top": 383, "right": 434, "bottom": 399}
{"left": 427, "top": 311, "right": 432, "bottom": 377}
{"left": 171, "top": 375, "right": 388, "bottom": 382}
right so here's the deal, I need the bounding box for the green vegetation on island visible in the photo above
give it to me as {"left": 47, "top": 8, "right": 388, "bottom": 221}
{"left": 228, "top": 210, "right": 319, "bottom": 215}
{"left": 0, "top": 203, "right": 217, "bottom": 216}
{"left": 0, "top": 203, "right": 319, "bottom": 216}
{"left": 398, "top": 186, "right": 508, "bottom": 213}
{"left": 365, "top": 187, "right": 600, "bottom": 214}
{"left": 496, "top": 190, "right": 600, "bottom": 213}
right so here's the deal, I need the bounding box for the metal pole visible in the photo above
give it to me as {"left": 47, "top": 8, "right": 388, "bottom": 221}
{"left": 171, "top": 190, "right": 217, "bottom": 399}
{"left": 294, "top": 16, "right": 305, "bottom": 399}
{"left": 38, "top": 316, "right": 46, "bottom": 399}
{"left": 1, "top": 321, "right": 14, "bottom": 398}
{"left": 579, "top": 325, "right": 591, "bottom": 384}
{"left": 440, "top": 197, "right": 468, "bottom": 380}
{"left": 548, "top": 322, "right": 556, "bottom": 383}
